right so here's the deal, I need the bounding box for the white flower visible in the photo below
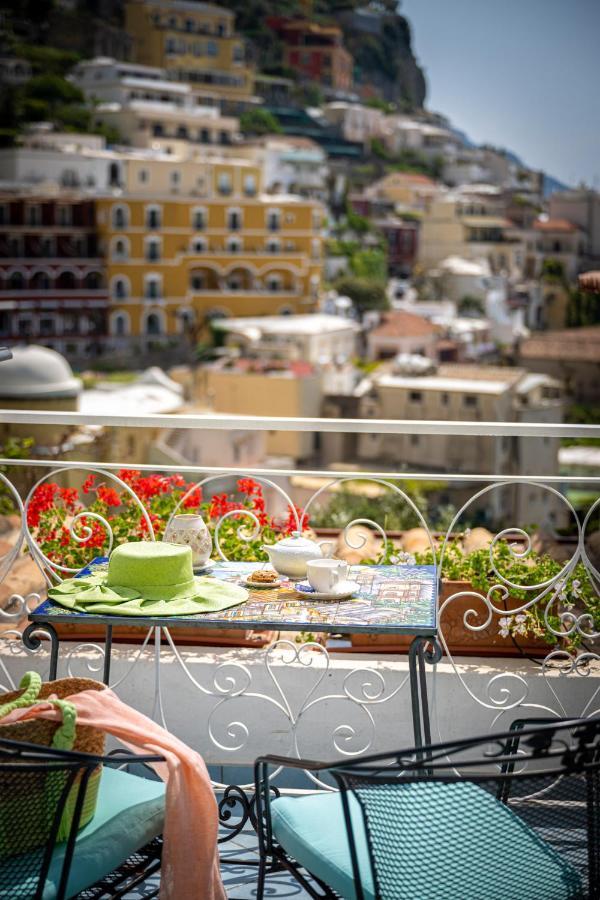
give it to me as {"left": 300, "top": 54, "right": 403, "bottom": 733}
{"left": 515, "top": 614, "right": 527, "bottom": 624}
{"left": 498, "top": 616, "right": 511, "bottom": 638}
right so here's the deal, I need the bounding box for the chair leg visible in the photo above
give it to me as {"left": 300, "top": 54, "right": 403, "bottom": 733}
{"left": 256, "top": 857, "right": 267, "bottom": 900}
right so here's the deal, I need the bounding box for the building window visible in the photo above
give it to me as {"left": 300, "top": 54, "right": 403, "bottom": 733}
{"left": 26, "top": 205, "right": 41, "bottom": 226}
{"left": 166, "top": 37, "right": 177, "bottom": 55}
{"left": 267, "top": 210, "right": 280, "bottom": 232}
{"left": 112, "top": 205, "right": 128, "bottom": 229}
{"left": 207, "top": 41, "right": 217, "bottom": 56}
{"left": 145, "top": 238, "right": 161, "bottom": 261}
{"left": 191, "top": 237, "right": 206, "bottom": 253}
{"left": 146, "top": 206, "right": 161, "bottom": 229}
{"left": 145, "top": 312, "right": 163, "bottom": 336}
{"left": 463, "top": 395, "right": 478, "bottom": 408}
{"left": 441, "top": 393, "right": 449, "bottom": 406}
{"left": 227, "top": 276, "right": 242, "bottom": 291}
{"left": 190, "top": 272, "right": 204, "bottom": 290}
{"left": 226, "top": 237, "right": 242, "bottom": 252}
{"left": 8, "top": 271, "right": 25, "bottom": 290}
{"left": 112, "top": 277, "right": 129, "bottom": 300}
{"left": 145, "top": 275, "right": 162, "bottom": 300}
{"left": 266, "top": 239, "right": 280, "bottom": 254}
{"left": 244, "top": 174, "right": 256, "bottom": 197}
{"left": 112, "top": 312, "right": 129, "bottom": 336}
{"left": 0, "top": 205, "right": 9, "bottom": 225}
{"left": 192, "top": 208, "right": 205, "bottom": 230}
{"left": 227, "top": 209, "right": 241, "bottom": 231}
{"left": 410, "top": 434, "right": 420, "bottom": 447}
{"left": 199, "top": 128, "right": 211, "bottom": 143}
{"left": 409, "top": 391, "right": 422, "bottom": 403}
{"left": 217, "top": 172, "right": 232, "bottom": 196}
{"left": 39, "top": 316, "right": 55, "bottom": 337}
{"left": 219, "top": 130, "right": 231, "bottom": 145}
{"left": 175, "top": 126, "right": 188, "bottom": 141}
{"left": 113, "top": 238, "right": 129, "bottom": 260}
{"left": 108, "top": 162, "right": 121, "bottom": 188}
{"left": 138, "top": 169, "right": 149, "bottom": 184}
{"left": 57, "top": 205, "right": 72, "bottom": 226}
{"left": 266, "top": 275, "right": 282, "bottom": 292}
{"left": 31, "top": 271, "right": 51, "bottom": 290}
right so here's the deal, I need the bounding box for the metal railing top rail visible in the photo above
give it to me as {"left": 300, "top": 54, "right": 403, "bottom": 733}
{"left": 2, "top": 456, "right": 600, "bottom": 485}
{"left": 1, "top": 409, "right": 600, "bottom": 439}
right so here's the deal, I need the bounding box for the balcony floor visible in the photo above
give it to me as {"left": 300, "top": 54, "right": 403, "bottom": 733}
{"left": 124, "top": 818, "right": 309, "bottom": 899}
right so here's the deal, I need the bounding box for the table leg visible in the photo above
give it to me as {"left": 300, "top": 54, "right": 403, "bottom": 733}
{"left": 408, "top": 635, "right": 442, "bottom": 751}
{"left": 22, "top": 622, "right": 60, "bottom": 680}
{"left": 103, "top": 624, "right": 113, "bottom": 685}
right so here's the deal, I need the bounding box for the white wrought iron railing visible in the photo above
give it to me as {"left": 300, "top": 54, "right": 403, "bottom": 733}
{"left": 0, "top": 409, "right": 599, "bottom": 784}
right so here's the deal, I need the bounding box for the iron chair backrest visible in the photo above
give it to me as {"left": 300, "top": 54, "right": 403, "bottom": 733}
{"left": 0, "top": 737, "right": 164, "bottom": 900}
{"left": 255, "top": 717, "right": 600, "bottom": 900}
{"left": 330, "top": 717, "right": 600, "bottom": 900}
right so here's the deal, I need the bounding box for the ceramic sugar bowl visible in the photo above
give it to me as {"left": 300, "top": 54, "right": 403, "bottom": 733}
{"left": 261, "top": 531, "right": 334, "bottom": 578}
{"left": 163, "top": 513, "right": 212, "bottom": 568}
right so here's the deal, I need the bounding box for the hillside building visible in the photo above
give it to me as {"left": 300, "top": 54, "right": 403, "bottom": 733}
{"left": 124, "top": 0, "right": 255, "bottom": 108}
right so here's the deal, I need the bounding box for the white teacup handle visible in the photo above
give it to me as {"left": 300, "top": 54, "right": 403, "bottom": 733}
{"left": 328, "top": 564, "right": 345, "bottom": 590}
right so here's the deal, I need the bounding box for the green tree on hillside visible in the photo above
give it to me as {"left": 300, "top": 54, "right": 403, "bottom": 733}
{"left": 240, "top": 108, "right": 282, "bottom": 136}
{"left": 335, "top": 277, "right": 389, "bottom": 316}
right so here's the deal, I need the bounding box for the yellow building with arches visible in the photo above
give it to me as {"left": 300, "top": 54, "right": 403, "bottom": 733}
{"left": 96, "top": 169, "right": 324, "bottom": 342}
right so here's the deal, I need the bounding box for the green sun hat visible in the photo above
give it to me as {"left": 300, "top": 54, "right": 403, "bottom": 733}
{"left": 48, "top": 541, "right": 248, "bottom": 617}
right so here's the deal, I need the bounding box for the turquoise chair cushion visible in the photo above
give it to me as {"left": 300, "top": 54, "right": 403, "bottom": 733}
{"left": 270, "top": 780, "right": 583, "bottom": 900}
{"left": 1, "top": 766, "right": 165, "bottom": 900}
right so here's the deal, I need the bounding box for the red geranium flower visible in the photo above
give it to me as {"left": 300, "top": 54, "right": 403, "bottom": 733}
{"left": 182, "top": 486, "right": 203, "bottom": 509}
{"left": 237, "top": 477, "right": 260, "bottom": 496}
{"left": 97, "top": 485, "right": 122, "bottom": 507}
{"left": 82, "top": 475, "right": 96, "bottom": 494}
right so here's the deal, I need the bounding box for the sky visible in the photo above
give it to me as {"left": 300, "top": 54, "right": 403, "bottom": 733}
{"left": 399, "top": 0, "right": 600, "bottom": 188}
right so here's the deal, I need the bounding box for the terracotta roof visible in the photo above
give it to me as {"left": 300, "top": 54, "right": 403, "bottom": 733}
{"left": 519, "top": 327, "right": 600, "bottom": 363}
{"left": 370, "top": 311, "right": 440, "bottom": 340}
{"left": 533, "top": 218, "right": 579, "bottom": 233}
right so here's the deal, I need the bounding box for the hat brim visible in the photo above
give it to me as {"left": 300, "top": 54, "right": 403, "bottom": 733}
{"left": 48, "top": 573, "right": 248, "bottom": 617}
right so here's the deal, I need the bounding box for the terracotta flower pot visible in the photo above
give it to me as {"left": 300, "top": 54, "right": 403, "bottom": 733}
{"left": 349, "top": 580, "right": 550, "bottom": 657}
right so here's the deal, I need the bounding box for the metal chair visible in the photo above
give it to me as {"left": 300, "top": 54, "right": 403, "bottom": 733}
{"left": 0, "top": 737, "right": 165, "bottom": 899}
{"left": 255, "top": 717, "right": 600, "bottom": 899}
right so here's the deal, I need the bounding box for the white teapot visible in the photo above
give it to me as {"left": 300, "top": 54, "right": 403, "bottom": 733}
{"left": 261, "top": 531, "right": 334, "bottom": 578}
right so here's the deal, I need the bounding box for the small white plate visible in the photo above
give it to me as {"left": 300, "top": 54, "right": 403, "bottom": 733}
{"left": 193, "top": 559, "right": 216, "bottom": 574}
{"left": 293, "top": 580, "right": 359, "bottom": 601}
{"left": 243, "top": 575, "right": 282, "bottom": 589}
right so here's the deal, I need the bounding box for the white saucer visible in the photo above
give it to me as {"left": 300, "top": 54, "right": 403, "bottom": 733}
{"left": 243, "top": 575, "right": 282, "bottom": 589}
{"left": 193, "top": 559, "right": 216, "bottom": 574}
{"left": 293, "top": 580, "right": 359, "bottom": 601}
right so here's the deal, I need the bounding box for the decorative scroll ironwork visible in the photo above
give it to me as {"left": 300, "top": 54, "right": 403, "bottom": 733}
{"left": 0, "top": 461, "right": 599, "bottom": 786}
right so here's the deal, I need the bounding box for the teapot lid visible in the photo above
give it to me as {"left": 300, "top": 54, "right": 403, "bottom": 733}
{"left": 275, "top": 530, "right": 319, "bottom": 550}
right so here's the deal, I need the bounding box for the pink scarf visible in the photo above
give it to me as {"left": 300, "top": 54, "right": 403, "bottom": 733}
{"left": 2, "top": 688, "right": 226, "bottom": 900}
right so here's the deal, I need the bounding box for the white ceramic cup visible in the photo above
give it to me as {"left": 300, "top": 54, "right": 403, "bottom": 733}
{"left": 306, "top": 558, "right": 349, "bottom": 593}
